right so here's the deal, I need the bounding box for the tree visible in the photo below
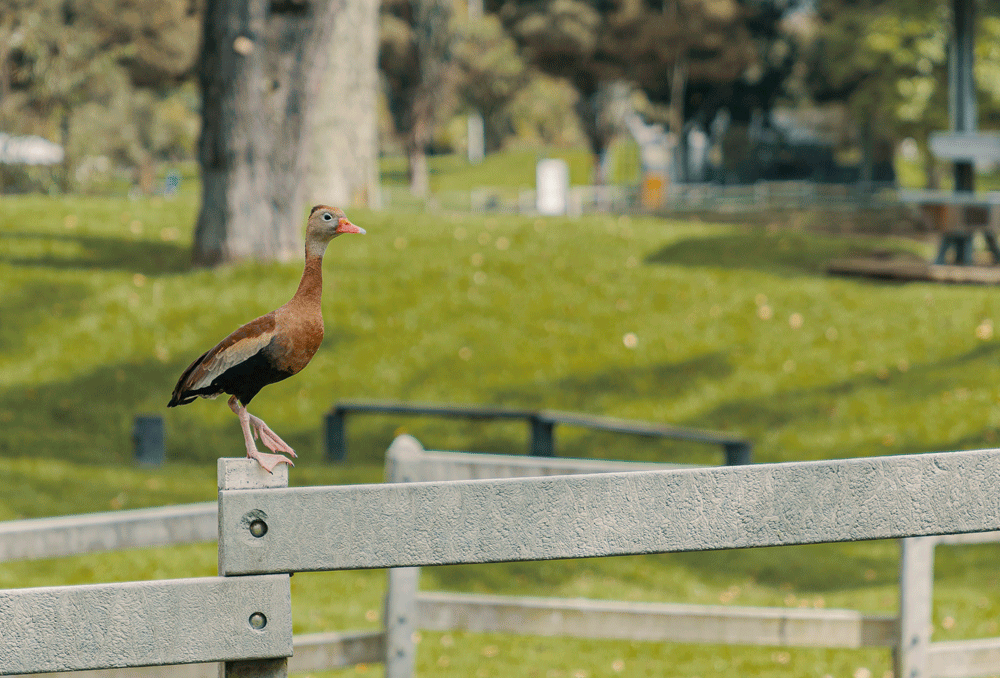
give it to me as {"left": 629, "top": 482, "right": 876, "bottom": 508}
{"left": 491, "top": 0, "right": 791, "bottom": 183}
{"left": 380, "top": 0, "right": 458, "bottom": 196}
{"left": 452, "top": 13, "right": 529, "bottom": 153}
{"left": 193, "top": 0, "right": 379, "bottom": 265}
{"left": 807, "top": 0, "right": 1000, "bottom": 187}
{"left": 0, "top": 0, "right": 202, "bottom": 192}
{"left": 305, "top": 0, "right": 381, "bottom": 207}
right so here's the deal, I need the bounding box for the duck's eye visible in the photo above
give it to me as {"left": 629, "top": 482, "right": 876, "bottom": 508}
{"left": 322, "top": 213, "right": 333, "bottom": 221}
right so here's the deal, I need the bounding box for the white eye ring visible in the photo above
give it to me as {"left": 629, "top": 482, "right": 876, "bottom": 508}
{"left": 322, "top": 213, "right": 333, "bottom": 221}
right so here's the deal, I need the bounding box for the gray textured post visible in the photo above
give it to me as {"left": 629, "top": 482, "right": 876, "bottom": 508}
{"left": 897, "top": 537, "right": 935, "bottom": 678}
{"left": 385, "top": 568, "right": 420, "bottom": 678}
{"left": 218, "top": 459, "right": 291, "bottom": 678}
{"left": 383, "top": 435, "right": 424, "bottom": 678}
{"left": 324, "top": 410, "right": 347, "bottom": 462}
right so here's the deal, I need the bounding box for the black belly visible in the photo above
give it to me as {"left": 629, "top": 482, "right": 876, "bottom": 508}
{"left": 210, "top": 349, "right": 296, "bottom": 405}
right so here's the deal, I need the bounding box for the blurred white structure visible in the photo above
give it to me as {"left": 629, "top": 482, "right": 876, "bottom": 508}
{"left": 536, "top": 158, "right": 569, "bottom": 215}
{"left": 467, "top": 114, "right": 484, "bottom": 164}
{"left": 0, "top": 133, "right": 64, "bottom": 165}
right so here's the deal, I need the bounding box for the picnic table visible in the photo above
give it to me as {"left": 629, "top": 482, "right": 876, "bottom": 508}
{"left": 901, "top": 132, "right": 1000, "bottom": 265}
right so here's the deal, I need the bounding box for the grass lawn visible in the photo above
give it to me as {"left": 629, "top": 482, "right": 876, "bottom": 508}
{"left": 3, "top": 188, "right": 1000, "bottom": 677}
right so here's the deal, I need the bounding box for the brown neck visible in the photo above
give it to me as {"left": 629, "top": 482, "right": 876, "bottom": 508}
{"left": 291, "top": 251, "right": 324, "bottom": 307}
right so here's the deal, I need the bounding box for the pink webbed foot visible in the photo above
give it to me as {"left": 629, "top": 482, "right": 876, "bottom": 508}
{"left": 248, "top": 414, "right": 297, "bottom": 459}
{"left": 247, "top": 448, "right": 294, "bottom": 474}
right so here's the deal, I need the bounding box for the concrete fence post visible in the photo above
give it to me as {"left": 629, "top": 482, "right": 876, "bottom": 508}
{"left": 218, "top": 459, "right": 292, "bottom": 678}
{"left": 896, "top": 536, "right": 935, "bottom": 678}
{"left": 385, "top": 567, "right": 421, "bottom": 678}
{"left": 384, "top": 435, "right": 425, "bottom": 678}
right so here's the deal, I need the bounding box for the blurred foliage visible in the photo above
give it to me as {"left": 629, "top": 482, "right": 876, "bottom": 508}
{"left": 380, "top": 0, "right": 459, "bottom": 195}
{"left": 489, "top": 0, "right": 796, "bottom": 170}
{"left": 452, "top": 13, "right": 529, "bottom": 151}
{"left": 807, "top": 0, "right": 1000, "bottom": 186}
{"left": 495, "top": 0, "right": 776, "bottom": 100}
{"left": 0, "top": 0, "right": 201, "bottom": 193}
{"left": 6, "top": 0, "right": 1000, "bottom": 195}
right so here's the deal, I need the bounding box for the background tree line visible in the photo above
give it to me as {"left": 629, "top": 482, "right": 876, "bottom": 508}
{"left": 2, "top": 0, "right": 1000, "bottom": 251}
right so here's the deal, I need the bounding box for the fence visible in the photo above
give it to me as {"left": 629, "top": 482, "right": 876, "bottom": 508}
{"left": 325, "top": 399, "right": 752, "bottom": 464}
{"left": 379, "top": 181, "right": 902, "bottom": 216}
{"left": 4, "top": 441, "right": 1000, "bottom": 678}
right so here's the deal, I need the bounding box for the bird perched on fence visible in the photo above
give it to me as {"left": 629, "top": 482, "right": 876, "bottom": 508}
{"left": 168, "top": 206, "right": 365, "bottom": 473}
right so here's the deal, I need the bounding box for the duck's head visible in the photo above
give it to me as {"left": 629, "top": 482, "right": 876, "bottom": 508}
{"left": 306, "top": 205, "right": 365, "bottom": 251}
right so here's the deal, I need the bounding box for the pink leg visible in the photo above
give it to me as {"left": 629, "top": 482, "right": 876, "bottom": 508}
{"left": 228, "top": 396, "right": 294, "bottom": 473}
{"left": 246, "top": 413, "right": 297, "bottom": 458}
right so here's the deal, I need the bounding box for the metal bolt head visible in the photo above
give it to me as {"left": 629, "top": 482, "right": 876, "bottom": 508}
{"left": 249, "top": 519, "right": 268, "bottom": 538}
{"left": 249, "top": 612, "right": 267, "bottom": 630}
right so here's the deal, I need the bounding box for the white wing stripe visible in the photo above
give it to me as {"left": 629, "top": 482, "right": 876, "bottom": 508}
{"left": 191, "top": 331, "right": 275, "bottom": 390}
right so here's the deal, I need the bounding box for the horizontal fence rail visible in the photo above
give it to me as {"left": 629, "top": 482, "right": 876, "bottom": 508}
{"left": 927, "top": 638, "right": 1000, "bottom": 678}
{"left": 218, "top": 448, "right": 1000, "bottom": 574}
{"left": 379, "top": 181, "right": 905, "bottom": 216}
{"left": 0, "top": 503, "right": 217, "bottom": 563}
{"left": 386, "top": 444, "right": 702, "bottom": 483}
{"left": 414, "top": 591, "right": 897, "bottom": 648}
{"left": 0, "top": 575, "right": 292, "bottom": 675}
{"left": 15, "top": 621, "right": 383, "bottom": 678}
{"left": 381, "top": 437, "right": 1000, "bottom": 678}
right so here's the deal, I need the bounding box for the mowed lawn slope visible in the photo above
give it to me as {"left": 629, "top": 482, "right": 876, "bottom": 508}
{"left": 3, "top": 191, "right": 1000, "bottom": 677}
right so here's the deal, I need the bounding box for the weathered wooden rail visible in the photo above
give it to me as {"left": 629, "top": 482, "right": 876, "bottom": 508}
{"left": 4, "top": 441, "right": 1000, "bottom": 678}
{"left": 325, "top": 399, "right": 753, "bottom": 464}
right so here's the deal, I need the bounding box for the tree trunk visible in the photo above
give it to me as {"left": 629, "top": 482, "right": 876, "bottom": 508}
{"left": 194, "top": 0, "right": 285, "bottom": 266}
{"left": 407, "top": 141, "right": 430, "bottom": 198}
{"left": 669, "top": 55, "right": 687, "bottom": 183}
{"left": 406, "top": 0, "right": 453, "bottom": 197}
{"left": 194, "top": 0, "right": 378, "bottom": 265}
{"left": 263, "top": 3, "right": 316, "bottom": 256}
{"left": 304, "top": 0, "right": 380, "bottom": 207}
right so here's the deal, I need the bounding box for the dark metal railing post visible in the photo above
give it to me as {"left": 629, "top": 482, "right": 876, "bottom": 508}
{"left": 324, "top": 409, "right": 347, "bottom": 462}
{"left": 529, "top": 416, "right": 556, "bottom": 457}
{"left": 724, "top": 442, "right": 752, "bottom": 466}
{"left": 133, "top": 415, "right": 165, "bottom": 466}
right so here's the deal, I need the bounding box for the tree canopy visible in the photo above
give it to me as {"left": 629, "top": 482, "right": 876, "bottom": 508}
{"left": 6, "top": 0, "right": 1000, "bottom": 194}
{"left": 1, "top": 0, "right": 201, "bottom": 191}
{"left": 805, "top": 0, "right": 1000, "bottom": 183}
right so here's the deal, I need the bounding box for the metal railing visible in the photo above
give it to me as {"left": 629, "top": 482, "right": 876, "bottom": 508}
{"left": 325, "top": 399, "right": 752, "bottom": 465}
{"left": 379, "top": 181, "right": 904, "bottom": 215}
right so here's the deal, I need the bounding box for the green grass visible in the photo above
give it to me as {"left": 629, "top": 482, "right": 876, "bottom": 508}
{"left": 4, "top": 191, "right": 1000, "bottom": 677}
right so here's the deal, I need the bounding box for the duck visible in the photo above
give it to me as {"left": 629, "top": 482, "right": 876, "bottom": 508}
{"left": 168, "top": 205, "right": 365, "bottom": 472}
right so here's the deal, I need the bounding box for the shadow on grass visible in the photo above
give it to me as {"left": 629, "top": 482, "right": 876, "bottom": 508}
{"left": 0, "top": 231, "right": 190, "bottom": 275}
{"left": 0, "top": 280, "right": 91, "bottom": 354}
{"left": 668, "top": 543, "right": 898, "bottom": 593}
{"left": 0, "top": 355, "right": 319, "bottom": 467}
{"left": 645, "top": 231, "right": 922, "bottom": 277}
{"left": 494, "top": 351, "right": 734, "bottom": 411}
{"left": 695, "top": 342, "right": 1000, "bottom": 462}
